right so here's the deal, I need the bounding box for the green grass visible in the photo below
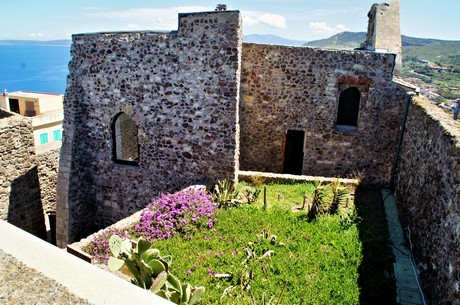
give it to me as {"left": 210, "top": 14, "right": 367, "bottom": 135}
{"left": 148, "top": 182, "right": 386, "bottom": 304}
{"left": 91, "top": 181, "right": 396, "bottom": 304}
{"left": 154, "top": 207, "right": 361, "bottom": 304}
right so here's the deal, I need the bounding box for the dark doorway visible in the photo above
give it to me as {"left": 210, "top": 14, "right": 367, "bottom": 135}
{"left": 9, "top": 98, "right": 20, "bottom": 114}
{"left": 283, "top": 130, "right": 305, "bottom": 175}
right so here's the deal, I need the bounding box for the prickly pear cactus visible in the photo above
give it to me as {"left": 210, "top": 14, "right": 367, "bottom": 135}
{"left": 106, "top": 235, "right": 205, "bottom": 304}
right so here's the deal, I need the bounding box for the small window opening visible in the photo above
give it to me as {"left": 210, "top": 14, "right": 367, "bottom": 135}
{"left": 25, "top": 101, "right": 36, "bottom": 116}
{"left": 112, "top": 112, "right": 139, "bottom": 165}
{"left": 336, "top": 87, "right": 361, "bottom": 130}
{"left": 40, "top": 133, "right": 49, "bottom": 145}
{"left": 53, "top": 130, "right": 62, "bottom": 141}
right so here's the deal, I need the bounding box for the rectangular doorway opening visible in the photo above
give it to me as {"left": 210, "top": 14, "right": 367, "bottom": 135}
{"left": 283, "top": 130, "right": 305, "bottom": 175}
{"left": 9, "top": 98, "right": 20, "bottom": 114}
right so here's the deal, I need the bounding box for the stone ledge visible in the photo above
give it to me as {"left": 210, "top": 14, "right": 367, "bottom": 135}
{"left": 238, "top": 170, "right": 360, "bottom": 186}
{"left": 412, "top": 96, "right": 460, "bottom": 143}
{"left": 0, "top": 220, "right": 172, "bottom": 305}
{"left": 381, "top": 190, "right": 425, "bottom": 305}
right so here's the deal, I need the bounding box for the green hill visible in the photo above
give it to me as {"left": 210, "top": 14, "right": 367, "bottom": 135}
{"left": 403, "top": 42, "right": 460, "bottom": 66}
{"left": 304, "top": 32, "right": 460, "bottom": 49}
{"left": 403, "top": 42, "right": 460, "bottom": 99}
{"left": 303, "top": 32, "right": 366, "bottom": 49}
{"left": 305, "top": 32, "right": 460, "bottom": 100}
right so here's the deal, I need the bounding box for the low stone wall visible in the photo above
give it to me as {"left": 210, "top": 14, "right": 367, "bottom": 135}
{"left": 37, "top": 148, "right": 60, "bottom": 214}
{"left": 394, "top": 96, "right": 460, "bottom": 304}
{"left": 238, "top": 170, "right": 359, "bottom": 186}
{"left": 0, "top": 109, "right": 46, "bottom": 239}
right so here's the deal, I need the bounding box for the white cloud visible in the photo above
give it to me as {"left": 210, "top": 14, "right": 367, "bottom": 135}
{"left": 258, "top": 13, "right": 286, "bottom": 29}
{"left": 309, "top": 22, "right": 350, "bottom": 36}
{"left": 29, "top": 33, "right": 45, "bottom": 37}
{"left": 242, "top": 12, "right": 286, "bottom": 29}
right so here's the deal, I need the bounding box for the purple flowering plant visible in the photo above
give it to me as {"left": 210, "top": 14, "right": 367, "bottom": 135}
{"left": 85, "top": 188, "right": 217, "bottom": 263}
{"left": 133, "top": 188, "right": 217, "bottom": 241}
{"left": 83, "top": 227, "right": 130, "bottom": 264}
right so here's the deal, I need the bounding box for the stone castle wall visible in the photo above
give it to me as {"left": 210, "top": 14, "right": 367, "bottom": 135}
{"left": 57, "top": 11, "right": 243, "bottom": 246}
{"left": 394, "top": 97, "right": 460, "bottom": 304}
{"left": 37, "top": 148, "right": 60, "bottom": 214}
{"left": 239, "top": 43, "right": 407, "bottom": 184}
{"left": 0, "top": 109, "right": 46, "bottom": 239}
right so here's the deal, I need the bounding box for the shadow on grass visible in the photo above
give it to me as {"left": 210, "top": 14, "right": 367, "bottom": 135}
{"left": 354, "top": 185, "right": 397, "bottom": 305}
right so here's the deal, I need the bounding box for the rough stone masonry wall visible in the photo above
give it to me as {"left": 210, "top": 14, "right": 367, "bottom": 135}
{"left": 394, "top": 97, "right": 460, "bottom": 305}
{"left": 57, "top": 11, "right": 242, "bottom": 246}
{"left": 240, "top": 44, "right": 407, "bottom": 184}
{"left": 37, "top": 148, "right": 60, "bottom": 214}
{"left": 0, "top": 109, "right": 46, "bottom": 239}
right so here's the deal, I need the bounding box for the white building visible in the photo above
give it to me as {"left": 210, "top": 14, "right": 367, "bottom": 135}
{"left": 0, "top": 90, "right": 64, "bottom": 153}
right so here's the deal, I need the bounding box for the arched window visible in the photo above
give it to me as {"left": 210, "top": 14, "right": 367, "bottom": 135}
{"left": 112, "top": 112, "right": 139, "bottom": 165}
{"left": 336, "top": 87, "right": 360, "bottom": 129}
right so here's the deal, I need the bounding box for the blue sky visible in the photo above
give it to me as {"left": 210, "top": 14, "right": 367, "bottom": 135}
{"left": 1, "top": 0, "right": 459, "bottom": 41}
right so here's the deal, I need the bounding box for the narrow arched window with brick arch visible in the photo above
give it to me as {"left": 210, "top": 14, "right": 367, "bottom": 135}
{"left": 112, "top": 112, "right": 139, "bottom": 165}
{"left": 336, "top": 87, "right": 361, "bottom": 129}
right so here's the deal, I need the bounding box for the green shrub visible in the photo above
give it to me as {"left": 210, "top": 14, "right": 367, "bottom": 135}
{"left": 239, "top": 185, "right": 261, "bottom": 204}
{"left": 307, "top": 180, "right": 328, "bottom": 220}
{"left": 329, "top": 178, "right": 351, "bottom": 214}
{"left": 211, "top": 179, "right": 242, "bottom": 209}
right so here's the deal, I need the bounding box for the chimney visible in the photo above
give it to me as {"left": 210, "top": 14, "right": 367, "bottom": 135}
{"left": 2, "top": 89, "right": 10, "bottom": 112}
{"left": 362, "top": 0, "right": 402, "bottom": 76}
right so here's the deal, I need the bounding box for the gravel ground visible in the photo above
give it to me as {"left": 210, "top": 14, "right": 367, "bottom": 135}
{"left": 0, "top": 249, "right": 91, "bottom": 305}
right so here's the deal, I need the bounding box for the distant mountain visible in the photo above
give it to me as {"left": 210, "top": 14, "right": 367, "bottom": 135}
{"left": 244, "top": 34, "right": 308, "bottom": 46}
{"left": 0, "top": 40, "right": 71, "bottom": 46}
{"left": 304, "top": 32, "right": 460, "bottom": 49}
{"left": 304, "top": 32, "right": 366, "bottom": 49}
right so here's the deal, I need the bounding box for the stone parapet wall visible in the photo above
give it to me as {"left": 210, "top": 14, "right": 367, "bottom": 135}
{"left": 57, "top": 11, "right": 242, "bottom": 246}
{"left": 37, "top": 148, "right": 60, "bottom": 214}
{"left": 0, "top": 109, "right": 46, "bottom": 239}
{"left": 239, "top": 43, "right": 407, "bottom": 184}
{"left": 394, "top": 96, "right": 460, "bottom": 304}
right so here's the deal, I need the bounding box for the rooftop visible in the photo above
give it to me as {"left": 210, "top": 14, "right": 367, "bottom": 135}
{"left": 4, "top": 91, "right": 63, "bottom": 98}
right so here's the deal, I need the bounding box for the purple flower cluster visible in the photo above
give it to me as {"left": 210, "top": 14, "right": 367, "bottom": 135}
{"left": 133, "top": 188, "right": 218, "bottom": 241}
{"left": 84, "top": 227, "right": 129, "bottom": 264}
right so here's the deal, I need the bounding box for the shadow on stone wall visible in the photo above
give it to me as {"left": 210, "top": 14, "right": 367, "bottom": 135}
{"left": 8, "top": 166, "right": 46, "bottom": 240}
{"left": 355, "top": 185, "right": 397, "bottom": 305}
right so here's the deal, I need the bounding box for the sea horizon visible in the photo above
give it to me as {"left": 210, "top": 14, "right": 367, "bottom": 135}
{"left": 0, "top": 45, "right": 71, "bottom": 95}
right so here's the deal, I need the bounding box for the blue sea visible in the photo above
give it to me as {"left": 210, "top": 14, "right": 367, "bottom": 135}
{"left": 0, "top": 45, "right": 71, "bottom": 94}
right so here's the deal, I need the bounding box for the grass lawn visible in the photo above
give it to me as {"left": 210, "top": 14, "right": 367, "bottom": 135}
{"left": 148, "top": 182, "right": 396, "bottom": 304}
{"left": 87, "top": 181, "right": 396, "bottom": 304}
